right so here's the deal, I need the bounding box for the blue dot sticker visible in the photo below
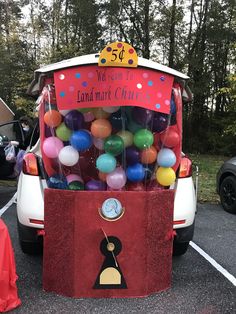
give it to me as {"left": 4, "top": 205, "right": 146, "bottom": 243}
{"left": 60, "top": 91, "right": 65, "bottom": 97}
{"left": 75, "top": 73, "right": 81, "bottom": 78}
{"left": 160, "top": 76, "right": 165, "bottom": 82}
{"left": 148, "top": 80, "right": 153, "bottom": 86}
{"left": 82, "top": 81, "right": 88, "bottom": 87}
{"left": 101, "top": 58, "right": 106, "bottom": 64}
{"left": 155, "top": 104, "right": 161, "bottom": 109}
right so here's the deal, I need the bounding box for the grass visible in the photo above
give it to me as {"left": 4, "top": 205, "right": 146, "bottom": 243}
{"left": 189, "top": 154, "right": 228, "bottom": 203}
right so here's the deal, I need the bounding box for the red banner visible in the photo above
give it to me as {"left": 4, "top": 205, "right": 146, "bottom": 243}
{"left": 54, "top": 65, "right": 174, "bottom": 114}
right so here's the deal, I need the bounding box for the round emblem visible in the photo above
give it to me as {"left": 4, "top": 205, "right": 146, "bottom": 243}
{"left": 100, "top": 198, "right": 124, "bottom": 221}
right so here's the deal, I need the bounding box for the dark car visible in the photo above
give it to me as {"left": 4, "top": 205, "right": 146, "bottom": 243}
{"left": 216, "top": 157, "right": 236, "bottom": 214}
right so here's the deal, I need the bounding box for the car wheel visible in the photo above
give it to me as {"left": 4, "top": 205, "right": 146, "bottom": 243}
{"left": 219, "top": 176, "right": 236, "bottom": 214}
{"left": 173, "top": 241, "right": 189, "bottom": 256}
{"left": 17, "top": 218, "right": 43, "bottom": 255}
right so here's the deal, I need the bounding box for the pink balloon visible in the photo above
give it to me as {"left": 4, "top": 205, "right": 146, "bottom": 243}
{"left": 93, "top": 137, "right": 104, "bottom": 150}
{"left": 84, "top": 111, "right": 95, "bottom": 122}
{"left": 106, "top": 167, "right": 127, "bottom": 190}
{"left": 42, "top": 136, "right": 64, "bottom": 158}
{"left": 66, "top": 174, "right": 83, "bottom": 184}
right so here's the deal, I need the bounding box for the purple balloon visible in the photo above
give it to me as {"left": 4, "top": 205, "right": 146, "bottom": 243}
{"left": 85, "top": 179, "right": 106, "bottom": 191}
{"left": 106, "top": 167, "right": 127, "bottom": 190}
{"left": 64, "top": 110, "right": 84, "bottom": 130}
{"left": 132, "top": 107, "right": 154, "bottom": 126}
{"left": 125, "top": 146, "right": 140, "bottom": 165}
{"left": 151, "top": 112, "right": 169, "bottom": 133}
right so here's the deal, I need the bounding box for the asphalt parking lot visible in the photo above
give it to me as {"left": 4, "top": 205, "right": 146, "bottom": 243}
{"left": 0, "top": 186, "right": 235, "bottom": 314}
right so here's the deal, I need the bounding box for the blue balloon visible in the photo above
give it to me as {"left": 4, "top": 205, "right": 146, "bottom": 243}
{"left": 157, "top": 148, "right": 176, "bottom": 167}
{"left": 47, "top": 174, "right": 68, "bottom": 190}
{"left": 96, "top": 153, "right": 117, "bottom": 173}
{"left": 70, "top": 130, "right": 92, "bottom": 151}
{"left": 126, "top": 163, "right": 145, "bottom": 182}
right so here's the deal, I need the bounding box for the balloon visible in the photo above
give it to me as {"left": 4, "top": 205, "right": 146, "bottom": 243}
{"left": 96, "top": 153, "right": 117, "bottom": 173}
{"left": 157, "top": 148, "right": 176, "bottom": 167}
{"left": 43, "top": 137, "right": 64, "bottom": 158}
{"left": 64, "top": 110, "right": 84, "bottom": 130}
{"left": 156, "top": 167, "right": 176, "bottom": 186}
{"left": 56, "top": 122, "right": 72, "bottom": 141}
{"left": 85, "top": 180, "right": 106, "bottom": 191}
{"left": 91, "top": 119, "right": 112, "bottom": 138}
{"left": 47, "top": 174, "right": 68, "bottom": 189}
{"left": 83, "top": 111, "right": 95, "bottom": 122}
{"left": 127, "top": 182, "right": 145, "bottom": 191}
{"left": 66, "top": 174, "right": 83, "bottom": 184}
{"left": 132, "top": 107, "right": 154, "bottom": 126}
{"left": 125, "top": 146, "right": 140, "bottom": 165}
{"left": 70, "top": 130, "right": 92, "bottom": 151}
{"left": 98, "top": 171, "right": 107, "bottom": 182}
{"left": 141, "top": 146, "right": 157, "bottom": 164}
{"left": 58, "top": 145, "right": 79, "bottom": 166}
{"left": 109, "top": 109, "right": 127, "bottom": 130}
{"left": 126, "top": 163, "right": 145, "bottom": 182}
{"left": 127, "top": 119, "right": 143, "bottom": 133}
{"left": 153, "top": 132, "right": 161, "bottom": 150}
{"left": 77, "top": 108, "right": 91, "bottom": 113}
{"left": 116, "top": 130, "right": 133, "bottom": 147}
{"left": 133, "top": 129, "right": 153, "bottom": 149}
{"left": 44, "top": 110, "right": 62, "bottom": 128}
{"left": 93, "top": 137, "right": 104, "bottom": 150}
{"left": 68, "top": 181, "right": 84, "bottom": 190}
{"left": 160, "top": 128, "right": 180, "bottom": 148}
{"left": 59, "top": 109, "right": 71, "bottom": 116}
{"left": 151, "top": 112, "right": 169, "bottom": 133}
{"left": 103, "top": 106, "right": 120, "bottom": 113}
{"left": 106, "top": 167, "right": 127, "bottom": 190}
{"left": 104, "top": 135, "right": 124, "bottom": 156}
{"left": 93, "top": 108, "right": 110, "bottom": 119}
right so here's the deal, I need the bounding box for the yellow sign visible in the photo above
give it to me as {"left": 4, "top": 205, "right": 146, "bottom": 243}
{"left": 98, "top": 42, "right": 138, "bottom": 68}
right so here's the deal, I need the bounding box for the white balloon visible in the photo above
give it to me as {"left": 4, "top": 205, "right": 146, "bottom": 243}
{"left": 58, "top": 145, "right": 79, "bottom": 166}
{"left": 102, "top": 106, "right": 120, "bottom": 113}
{"left": 59, "top": 109, "right": 71, "bottom": 116}
{"left": 93, "top": 137, "right": 104, "bottom": 150}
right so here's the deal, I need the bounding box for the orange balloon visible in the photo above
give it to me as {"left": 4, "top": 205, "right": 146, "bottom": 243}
{"left": 44, "top": 110, "right": 62, "bottom": 127}
{"left": 98, "top": 171, "right": 107, "bottom": 182}
{"left": 93, "top": 108, "right": 110, "bottom": 119}
{"left": 141, "top": 146, "right": 157, "bottom": 164}
{"left": 91, "top": 119, "right": 112, "bottom": 138}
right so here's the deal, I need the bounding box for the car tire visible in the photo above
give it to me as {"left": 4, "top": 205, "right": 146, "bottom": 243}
{"left": 173, "top": 241, "right": 189, "bottom": 256}
{"left": 219, "top": 176, "right": 236, "bottom": 214}
{"left": 17, "top": 218, "right": 43, "bottom": 255}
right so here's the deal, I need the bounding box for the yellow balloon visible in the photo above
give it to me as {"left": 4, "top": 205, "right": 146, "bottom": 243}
{"left": 116, "top": 130, "right": 133, "bottom": 147}
{"left": 156, "top": 167, "right": 176, "bottom": 186}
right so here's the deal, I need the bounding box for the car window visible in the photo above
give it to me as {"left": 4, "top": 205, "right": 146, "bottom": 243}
{"left": 0, "top": 121, "right": 24, "bottom": 147}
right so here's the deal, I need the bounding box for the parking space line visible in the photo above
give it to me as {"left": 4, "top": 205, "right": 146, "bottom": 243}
{"left": 0, "top": 192, "right": 17, "bottom": 217}
{"left": 190, "top": 241, "right": 236, "bottom": 287}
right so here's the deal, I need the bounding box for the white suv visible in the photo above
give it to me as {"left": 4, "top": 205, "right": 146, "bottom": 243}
{"left": 16, "top": 53, "right": 197, "bottom": 256}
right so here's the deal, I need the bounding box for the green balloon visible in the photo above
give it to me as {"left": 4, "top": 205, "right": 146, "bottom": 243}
{"left": 56, "top": 122, "right": 72, "bottom": 141}
{"left": 68, "top": 181, "right": 84, "bottom": 190}
{"left": 104, "top": 135, "right": 124, "bottom": 156}
{"left": 134, "top": 129, "right": 154, "bottom": 149}
{"left": 77, "top": 108, "right": 91, "bottom": 113}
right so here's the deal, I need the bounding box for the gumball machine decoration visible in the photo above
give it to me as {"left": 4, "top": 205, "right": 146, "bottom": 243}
{"left": 40, "top": 42, "right": 185, "bottom": 298}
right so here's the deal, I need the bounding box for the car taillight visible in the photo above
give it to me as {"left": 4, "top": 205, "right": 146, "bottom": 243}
{"left": 178, "top": 156, "right": 192, "bottom": 178}
{"left": 23, "top": 153, "right": 39, "bottom": 176}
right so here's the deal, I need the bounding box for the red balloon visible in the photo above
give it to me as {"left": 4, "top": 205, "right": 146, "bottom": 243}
{"left": 160, "top": 127, "right": 180, "bottom": 148}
